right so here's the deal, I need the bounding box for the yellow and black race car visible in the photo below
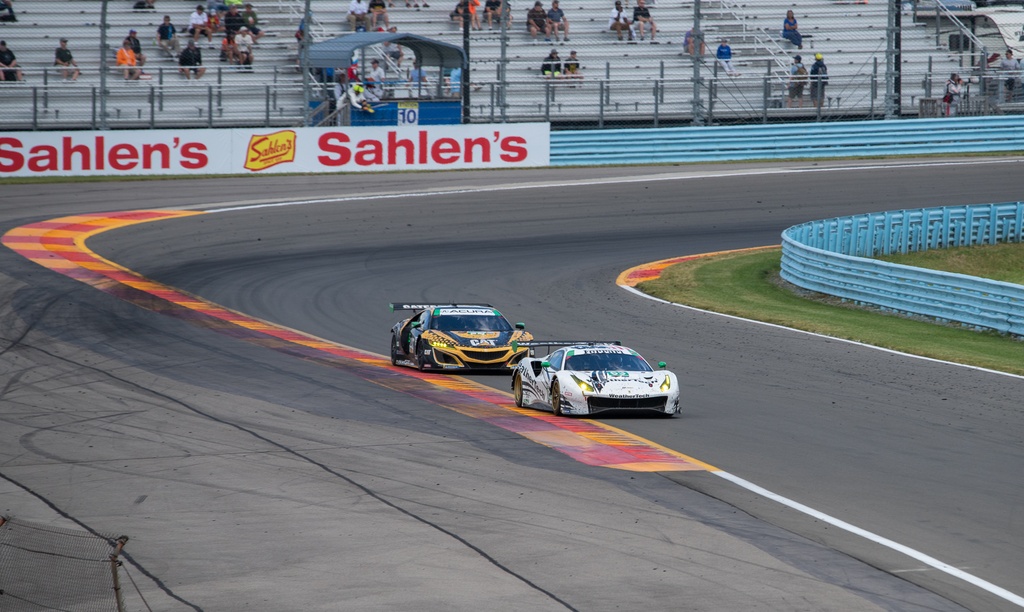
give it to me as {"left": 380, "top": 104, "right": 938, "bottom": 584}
{"left": 389, "top": 303, "right": 532, "bottom": 371}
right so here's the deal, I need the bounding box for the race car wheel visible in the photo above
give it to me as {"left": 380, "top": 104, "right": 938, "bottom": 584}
{"left": 550, "top": 380, "right": 564, "bottom": 416}
{"left": 513, "top": 373, "right": 525, "bottom": 407}
{"left": 390, "top": 334, "right": 400, "bottom": 366}
{"left": 415, "top": 339, "right": 429, "bottom": 371}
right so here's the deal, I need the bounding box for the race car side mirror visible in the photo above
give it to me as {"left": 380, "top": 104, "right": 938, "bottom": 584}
{"left": 658, "top": 361, "right": 667, "bottom": 369}
{"left": 410, "top": 321, "right": 421, "bottom": 329}
{"left": 541, "top": 361, "right": 551, "bottom": 368}
{"left": 515, "top": 322, "right": 526, "bottom": 329}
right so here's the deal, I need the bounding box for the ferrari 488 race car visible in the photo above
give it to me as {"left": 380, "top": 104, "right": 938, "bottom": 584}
{"left": 389, "top": 303, "right": 533, "bottom": 371}
{"left": 511, "top": 342, "right": 680, "bottom": 417}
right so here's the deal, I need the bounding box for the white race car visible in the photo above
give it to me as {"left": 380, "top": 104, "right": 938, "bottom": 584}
{"left": 511, "top": 342, "right": 680, "bottom": 417}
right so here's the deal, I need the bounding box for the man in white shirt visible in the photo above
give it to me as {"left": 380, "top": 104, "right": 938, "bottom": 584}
{"left": 236, "top": 26, "right": 254, "bottom": 66}
{"left": 367, "top": 58, "right": 386, "bottom": 98}
{"left": 189, "top": 4, "right": 213, "bottom": 42}
{"left": 347, "top": 0, "right": 369, "bottom": 31}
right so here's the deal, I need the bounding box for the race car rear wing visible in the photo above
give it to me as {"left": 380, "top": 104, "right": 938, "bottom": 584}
{"left": 390, "top": 302, "right": 495, "bottom": 312}
{"left": 511, "top": 340, "right": 621, "bottom": 355}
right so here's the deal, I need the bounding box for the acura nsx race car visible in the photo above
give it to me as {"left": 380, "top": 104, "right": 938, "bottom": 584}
{"left": 389, "top": 303, "right": 533, "bottom": 371}
{"left": 511, "top": 342, "right": 680, "bottom": 417}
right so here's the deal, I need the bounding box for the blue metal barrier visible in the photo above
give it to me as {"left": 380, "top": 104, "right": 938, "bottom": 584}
{"left": 780, "top": 203, "right": 1024, "bottom": 335}
{"left": 550, "top": 116, "right": 1024, "bottom": 165}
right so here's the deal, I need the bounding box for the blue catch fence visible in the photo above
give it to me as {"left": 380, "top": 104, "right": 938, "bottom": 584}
{"left": 780, "top": 202, "right": 1024, "bottom": 335}
{"left": 550, "top": 116, "right": 1024, "bottom": 165}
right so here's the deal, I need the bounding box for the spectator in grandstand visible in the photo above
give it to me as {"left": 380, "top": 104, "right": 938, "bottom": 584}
{"left": 236, "top": 26, "right": 254, "bottom": 67}
{"left": 0, "top": 0, "right": 16, "bottom": 22}
{"left": 541, "top": 48, "right": 561, "bottom": 78}
{"left": 527, "top": 1, "right": 549, "bottom": 42}
{"left": 207, "top": 9, "right": 226, "bottom": 36}
{"left": 0, "top": 40, "right": 21, "bottom": 81}
{"left": 788, "top": 54, "right": 806, "bottom": 108}
{"left": 484, "top": 0, "right": 509, "bottom": 30}
{"left": 563, "top": 49, "right": 582, "bottom": 79}
{"left": 54, "top": 38, "right": 80, "bottom": 81}
{"left": 781, "top": 9, "right": 802, "bottom": 50}
{"left": 608, "top": 1, "right": 633, "bottom": 43}
{"left": 189, "top": 5, "right": 214, "bottom": 43}
{"left": 446, "top": 64, "right": 461, "bottom": 96}
{"left": 133, "top": 0, "right": 156, "bottom": 9}
{"left": 369, "top": 0, "right": 390, "bottom": 29}
{"left": 632, "top": 0, "right": 655, "bottom": 43}
{"left": 157, "top": 15, "right": 181, "bottom": 56}
{"left": 126, "top": 29, "right": 147, "bottom": 66}
{"left": 241, "top": 4, "right": 265, "bottom": 41}
{"left": 944, "top": 72, "right": 962, "bottom": 116}
{"left": 383, "top": 26, "right": 405, "bottom": 67}
{"left": 178, "top": 39, "right": 206, "bottom": 79}
{"left": 348, "top": 0, "right": 369, "bottom": 31}
{"left": 449, "top": 0, "right": 480, "bottom": 30}
{"left": 207, "top": 0, "right": 229, "bottom": 17}
{"left": 683, "top": 26, "right": 705, "bottom": 55}
{"left": 1000, "top": 49, "right": 1019, "bottom": 102}
{"left": 223, "top": 4, "right": 245, "bottom": 35}
{"left": 546, "top": 0, "right": 568, "bottom": 42}
{"left": 716, "top": 39, "right": 738, "bottom": 76}
{"left": 116, "top": 39, "right": 142, "bottom": 80}
{"left": 346, "top": 57, "right": 360, "bottom": 84}
{"left": 367, "top": 58, "right": 386, "bottom": 97}
{"left": 810, "top": 52, "right": 828, "bottom": 108}
{"left": 221, "top": 31, "right": 240, "bottom": 63}
{"left": 409, "top": 60, "right": 432, "bottom": 96}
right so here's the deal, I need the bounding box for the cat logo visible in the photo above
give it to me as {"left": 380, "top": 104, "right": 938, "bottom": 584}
{"left": 245, "top": 130, "right": 297, "bottom": 172}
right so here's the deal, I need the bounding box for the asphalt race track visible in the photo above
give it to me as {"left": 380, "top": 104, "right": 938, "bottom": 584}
{"left": 2, "top": 160, "right": 1024, "bottom": 611}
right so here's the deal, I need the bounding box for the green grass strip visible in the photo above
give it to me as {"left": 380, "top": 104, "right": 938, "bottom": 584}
{"left": 637, "top": 248, "right": 1024, "bottom": 376}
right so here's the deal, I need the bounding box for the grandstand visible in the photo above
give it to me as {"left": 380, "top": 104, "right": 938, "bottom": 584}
{"left": 0, "top": 0, "right": 1017, "bottom": 129}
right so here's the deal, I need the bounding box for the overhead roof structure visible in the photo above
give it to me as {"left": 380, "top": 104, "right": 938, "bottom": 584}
{"left": 307, "top": 32, "right": 466, "bottom": 68}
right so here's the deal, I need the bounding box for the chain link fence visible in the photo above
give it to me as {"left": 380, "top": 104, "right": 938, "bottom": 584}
{"left": 0, "top": 516, "right": 134, "bottom": 612}
{"left": 2, "top": 0, "right": 1021, "bottom": 130}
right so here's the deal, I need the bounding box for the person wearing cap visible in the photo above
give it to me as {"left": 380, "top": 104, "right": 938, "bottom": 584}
{"left": 189, "top": 5, "right": 214, "bottom": 43}
{"left": 156, "top": 15, "right": 181, "bottom": 56}
{"left": 0, "top": 40, "right": 23, "bottom": 82}
{"left": 716, "top": 38, "right": 738, "bottom": 76}
{"left": 126, "top": 29, "right": 147, "bottom": 66}
{"left": 809, "top": 52, "right": 828, "bottom": 108}
{"left": 546, "top": 0, "right": 568, "bottom": 42}
{"left": 541, "top": 48, "right": 561, "bottom": 78}
{"left": 235, "top": 26, "right": 254, "bottom": 67}
{"left": 563, "top": 49, "right": 582, "bottom": 79}
{"left": 787, "top": 54, "right": 806, "bottom": 108}
{"left": 608, "top": 1, "right": 633, "bottom": 42}
{"left": 240, "top": 4, "right": 265, "bottom": 41}
{"left": 178, "top": 39, "right": 206, "bottom": 79}
{"left": 527, "top": 1, "right": 549, "bottom": 42}
{"left": 116, "top": 39, "right": 142, "bottom": 80}
{"left": 54, "top": 38, "right": 80, "bottom": 81}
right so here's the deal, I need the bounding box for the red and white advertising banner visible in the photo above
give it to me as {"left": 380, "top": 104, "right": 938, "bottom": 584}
{"left": 0, "top": 123, "right": 550, "bottom": 177}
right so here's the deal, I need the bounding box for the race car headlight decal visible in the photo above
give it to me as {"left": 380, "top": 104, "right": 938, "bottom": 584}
{"left": 429, "top": 340, "right": 453, "bottom": 349}
{"left": 660, "top": 376, "right": 671, "bottom": 392}
{"left": 571, "top": 375, "right": 594, "bottom": 393}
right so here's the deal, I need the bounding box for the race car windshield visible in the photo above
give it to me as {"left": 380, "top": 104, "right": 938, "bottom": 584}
{"left": 432, "top": 315, "right": 512, "bottom": 332}
{"left": 565, "top": 353, "right": 652, "bottom": 372}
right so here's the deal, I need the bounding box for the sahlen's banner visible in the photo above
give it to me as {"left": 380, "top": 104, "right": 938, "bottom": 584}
{"left": 0, "top": 124, "right": 550, "bottom": 177}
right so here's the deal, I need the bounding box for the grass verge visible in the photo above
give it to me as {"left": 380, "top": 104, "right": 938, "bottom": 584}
{"left": 636, "top": 247, "right": 1024, "bottom": 376}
